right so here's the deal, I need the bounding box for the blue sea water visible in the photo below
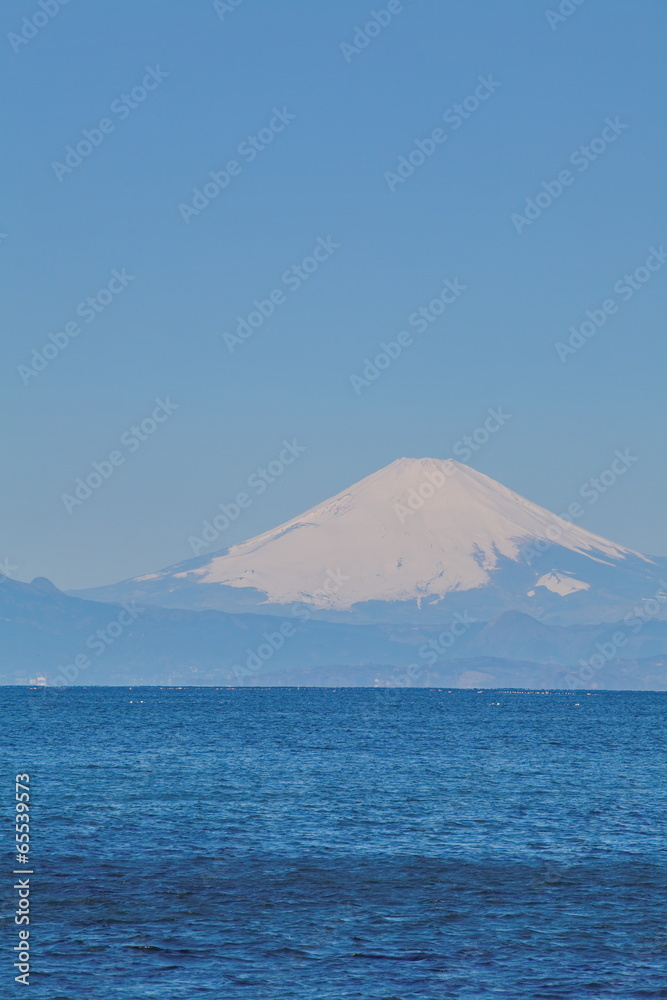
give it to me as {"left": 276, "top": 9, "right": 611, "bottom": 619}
{"left": 1, "top": 687, "right": 666, "bottom": 999}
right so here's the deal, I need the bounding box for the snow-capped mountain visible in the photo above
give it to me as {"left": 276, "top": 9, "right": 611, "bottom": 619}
{"left": 73, "top": 458, "right": 667, "bottom": 625}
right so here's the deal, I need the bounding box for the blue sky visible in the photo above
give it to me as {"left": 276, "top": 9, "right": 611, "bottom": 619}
{"left": 2, "top": 0, "right": 666, "bottom": 590}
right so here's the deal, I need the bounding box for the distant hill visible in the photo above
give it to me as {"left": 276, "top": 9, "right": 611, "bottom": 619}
{"left": 3, "top": 576, "right": 667, "bottom": 689}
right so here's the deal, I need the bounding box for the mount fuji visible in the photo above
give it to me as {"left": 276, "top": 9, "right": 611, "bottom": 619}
{"left": 73, "top": 458, "right": 666, "bottom": 626}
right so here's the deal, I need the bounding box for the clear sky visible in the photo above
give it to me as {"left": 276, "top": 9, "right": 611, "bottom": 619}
{"left": 2, "top": 0, "right": 666, "bottom": 591}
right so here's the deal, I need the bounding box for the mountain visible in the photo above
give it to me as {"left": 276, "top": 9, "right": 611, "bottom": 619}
{"left": 0, "top": 575, "right": 409, "bottom": 686}
{"left": 73, "top": 458, "right": 667, "bottom": 626}
{"left": 3, "top": 577, "right": 667, "bottom": 689}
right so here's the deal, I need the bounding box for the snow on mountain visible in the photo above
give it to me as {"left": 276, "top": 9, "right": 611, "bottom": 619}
{"left": 530, "top": 572, "right": 590, "bottom": 597}
{"left": 179, "top": 458, "right": 641, "bottom": 607}
{"left": 72, "top": 457, "right": 665, "bottom": 625}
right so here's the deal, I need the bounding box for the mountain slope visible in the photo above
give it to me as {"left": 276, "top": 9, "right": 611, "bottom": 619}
{"left": 72, "top": 458, "right": 667, "bottom": 625}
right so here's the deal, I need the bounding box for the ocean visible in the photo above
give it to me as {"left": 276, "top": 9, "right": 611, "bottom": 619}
{"left": 2, "top": 687, "right": 666, "bottom": 999}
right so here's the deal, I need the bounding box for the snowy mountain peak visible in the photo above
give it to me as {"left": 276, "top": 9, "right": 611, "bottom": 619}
{"left": 178, "top": 457, "right": 645, "bottom": 610}
{"left": 74, "top": 457, "right": 662, "bottom": 625}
